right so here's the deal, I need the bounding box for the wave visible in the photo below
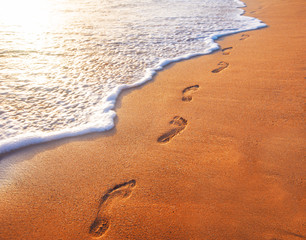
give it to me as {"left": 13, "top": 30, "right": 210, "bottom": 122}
{"left": 0, "top": 0, "right": 266, "bottom": 154}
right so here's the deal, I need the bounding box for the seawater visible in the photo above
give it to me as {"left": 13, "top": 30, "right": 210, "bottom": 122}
{"left": 0, "top": 0, "right": 266, "bottom": 154}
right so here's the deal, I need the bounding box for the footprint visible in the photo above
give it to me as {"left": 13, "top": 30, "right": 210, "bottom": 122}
{"left": 182, "top": 85, "right": 199, "bottom": 102}
{"left": 211, "top": 61, "right": 229, "bottom": 73}
{"left": 157, "top": 116, "right": 187, "bottom": 143}
{"left": 240, "top": 34, "right": 250, "bottom": 40}
{"left": 89, "top": 180, "right": 136, "bottom": 239}
{"left": 222, "top": 47, "right": 233, "bottom": 55}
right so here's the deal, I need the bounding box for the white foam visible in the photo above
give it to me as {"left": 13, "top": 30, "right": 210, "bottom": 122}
{"left": 0, "top": 0, "right": 266, "bottom": 155}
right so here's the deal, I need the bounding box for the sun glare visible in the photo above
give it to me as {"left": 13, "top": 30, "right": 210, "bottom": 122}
{"left": 0, "top": 0, "right": 52, "bottom": 33}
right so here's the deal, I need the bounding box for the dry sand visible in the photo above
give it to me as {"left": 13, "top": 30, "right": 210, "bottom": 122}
{"left": 0, "top": 0, "right": 305, "bottom": 239}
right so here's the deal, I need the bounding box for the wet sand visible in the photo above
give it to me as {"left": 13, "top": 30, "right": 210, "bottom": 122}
{"left": 0, "top": 0, "right": 305, "bottom": 239}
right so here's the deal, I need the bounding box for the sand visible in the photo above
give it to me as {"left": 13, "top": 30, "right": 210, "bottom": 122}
{"left": 0, "top": 0, "right": 305, "bottom": 239}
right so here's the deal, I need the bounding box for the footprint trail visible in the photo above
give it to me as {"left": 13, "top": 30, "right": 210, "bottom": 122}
{"left": 89, "top": 180, "right": 136, "bottom": 239}
{"left": 158, "top": 116, "right": 187, "bottom": 143}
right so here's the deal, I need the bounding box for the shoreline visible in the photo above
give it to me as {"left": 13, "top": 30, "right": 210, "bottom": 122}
{"left": 1, "top": 0, "right": 305, "bottom": 239}
{"left": 0, "top": 0, "right": 266, "bottom": 156}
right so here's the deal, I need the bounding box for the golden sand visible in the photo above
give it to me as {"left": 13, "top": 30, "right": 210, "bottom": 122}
{"left": 0, "top": 0, "right": 305, "bottom": 239}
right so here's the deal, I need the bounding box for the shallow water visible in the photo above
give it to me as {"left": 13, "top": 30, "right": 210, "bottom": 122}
{"left": 0, "top": 0, "right": 265, "bottom": 153}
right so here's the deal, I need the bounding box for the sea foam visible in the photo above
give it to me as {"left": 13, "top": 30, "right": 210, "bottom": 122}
{"left": 0, "top": 0, "right": 266, "bottom": 154}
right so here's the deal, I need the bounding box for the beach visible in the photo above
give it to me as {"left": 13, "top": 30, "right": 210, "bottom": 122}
{"left": 0, "top": 0, "right": 305, "bottom": 239}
